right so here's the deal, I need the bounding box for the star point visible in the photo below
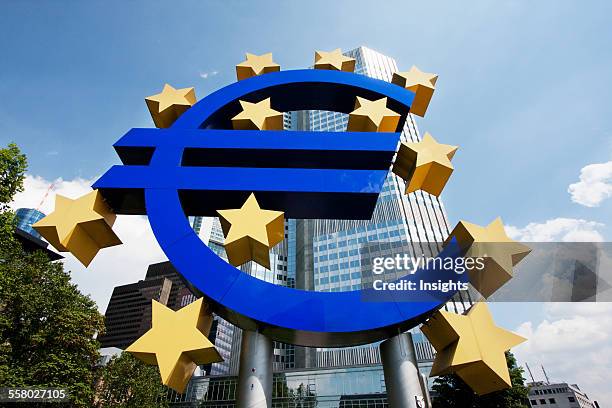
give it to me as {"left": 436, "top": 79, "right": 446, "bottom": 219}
{"left": 236, "top": 52, "right": 280, "bottom": 81}
{"left": 347, "top": 97, "right": 401, "bottom": 132}
{"left": 231, "top": 98, "right": 283, "bottom": 130}
{"left": 392, "top": 66, "right": 438, "bottom": 117}
{"left": 393, "top": 132, "right": 458, "bottom": 196}
{"left": 314, "top": 48, "right": 356, "bottom": 72}
{"left": 422, "top": 302, "right": 526, "bottom": 395}
{"left": 126, "top": 298, "right": 222, "bottom": 393}
{"left": 33, "top": 190, "right": 121, "bottom": 266}
{"left": 145, "top": 84, "right": 196, "bottom": 128}
{"left": 217, "top": 193, "right": 284, "bottom": 268}
{"left": 447, "top": 217, "right": 531, "bottom": 298}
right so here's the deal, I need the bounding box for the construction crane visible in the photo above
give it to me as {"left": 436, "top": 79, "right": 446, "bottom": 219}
{"left": 541, "top": 365, "right": 551, "bottom": 384}
{"left": 36, "top": 181, "right": 56, "bottom": 212}
{"left": 525, "top": 362, "right": 536, "bottom": 383}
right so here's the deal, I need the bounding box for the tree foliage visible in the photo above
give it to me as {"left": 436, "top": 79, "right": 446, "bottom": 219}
{"left": 95, "top": 352, "right": 169, "bottom": 408}
{"left": 0, "top": 142, "right": 105, "bottom": 407}
{"left": 0, "top": 142, "right": 27, "bottom": 209}
{"left": 0, "top": 143, "right": 27, "bottom": 253}
{"left": 432, "top": 352, "right": 530, "bottom": 408}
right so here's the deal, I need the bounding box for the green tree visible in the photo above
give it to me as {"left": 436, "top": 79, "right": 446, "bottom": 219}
{"left": 0, "top": 142, "right": 105, "bottom": 407}
{"left": 432, "top": 352, "right": 530, "bottom": 408}
{"left": 0, "top": 143, "right": 27, "bottom": 253}
{"left": 95, "top": 352, "right": 169, "bottom": 407}
{"left": 0, "top": 142, "right": 27, "bottom": 208}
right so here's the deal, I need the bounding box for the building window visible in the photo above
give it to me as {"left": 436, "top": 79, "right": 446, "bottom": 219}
{"left": 568, "top": 397, "right": 576, "bottom": 402}
{"left": 549, "top": 398, "right": 555, "bottom": 404}
{"left": 539, "top": 400, "right": 546, "bottom": 404}
{"left": 531, "top": 400, "right": 537, "bottom": 405}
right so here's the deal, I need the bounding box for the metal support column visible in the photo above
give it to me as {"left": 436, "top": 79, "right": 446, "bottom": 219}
{"left": 236, "top": 330, "right": 273, "bottom": 408}
{"left": 380, "top": 332, "right": 428, "bottom": 408}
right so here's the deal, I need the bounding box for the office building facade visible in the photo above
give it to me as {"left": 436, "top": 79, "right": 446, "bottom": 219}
{"left": 15, "top": 207, "right": 46, "bottom": 239}
{"left": 13, "top": 207, "right": 62, "bottom": 260}
{"left": 98, "top": 271, "right": 174, "bottom": 349}
{"left": 290, "top": 46, "right": 471, "bottom": 370}
{"left": 192, "top": 216, "right": 240, "bottom": 376}
{"left": 167, "top": 365, "right": 388, "bottom": 407}
{"left": 99, "top": 256, "right": 235, "bottom": 376}
{"left": 528, "top": 382, "right": 597, "bottom": 408}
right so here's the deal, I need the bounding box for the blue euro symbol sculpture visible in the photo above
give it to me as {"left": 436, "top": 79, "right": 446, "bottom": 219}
{"left": 94, "top": 69, "right": 463, "bottom": 346}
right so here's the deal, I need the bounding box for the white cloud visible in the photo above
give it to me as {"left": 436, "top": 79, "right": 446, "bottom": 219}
{"left": 568, "top": 161, "right": 612, "bottom": 207}
{"left": 10, "top": 175, "right": 166, "bottom": 312}
{"left": 199, "top": 70, "right": 218, "bottom": 79}
{"left": 11, "top": 174, "right": 94, "bottom": 214}
{"left": 506, "top": 218, "right": 605, "bottom": 242}
{"left": 514, "top": 303, "right": 612, "bottom": 403}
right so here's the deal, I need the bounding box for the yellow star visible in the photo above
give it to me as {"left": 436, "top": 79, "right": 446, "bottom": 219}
{"left": 126, "top": 298, "right": 222, "bottom": 393}
{"left": 346, "top": 97, "right": 401, "bottom": 132}
{"left": 422, "top": 302, "right": 526, "bottom": 395}
{"left": 447, "top": 218, "right": 531, "bottom": 298}
{"left": 392, "top": 132, "right": 458, "bottom": 196}
{"left": 231, "top": 98, "right": 283, "bottom": 130}
{"left": 314, "top": 48, "right": 356, "bottom": 72}
{"left": 235, "top": 52, "right": 280, "bottom": 81}
{"left": 32, "top": 190, "right": 121, "bottom": 266}
{"left": 392, "top": 66, "right": 438, "bottom": 117}
{"left": 145, "top": 84, "right": 196, "bottom": 128}
{"left": 216, "top": 193, "right": 284, "bottom": 268}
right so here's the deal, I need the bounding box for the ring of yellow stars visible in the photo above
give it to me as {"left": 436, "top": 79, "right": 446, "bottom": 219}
{"left": 421, "top": 302, "right": 526, "bottom": 395}
{"left": 126, "top": 298, "right": 222, "bottom": 393}
{"left": 32, "top": 190, "right": 121, "bottom": 267}
{"left": 314, "top": 48, "right": 356, "bottom": 72}
{"left": 217, "top": 193, "right": 284, "bottom": 268}
{"left": 236, "top": 52, "right": 280, "bottom": 81}
{"left": 346, "top": 97, "right": 401, "bottom": 132}
{"left": 392, "top": 132, "right": 458, "bottom": 197}
{"left": 391, "top": 66, "right": 438, "bottom": 117}
{"left": 231, "top": 97, "right": 283, "bottom": 130}
{"left": 447, "top": 217, "right": 531, "bottom": 298}
{"left": 145, "top": 83, "right": 196, "bottom": 128}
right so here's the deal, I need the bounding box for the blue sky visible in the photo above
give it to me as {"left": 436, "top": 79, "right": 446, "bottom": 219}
{"left": 2, "top": 0, "right": 610, "bottom": 234}
{"left": 3, "top": 0, "right": 612, "bottom": 402}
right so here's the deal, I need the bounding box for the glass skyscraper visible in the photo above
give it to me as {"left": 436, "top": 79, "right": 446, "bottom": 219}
{"left": 177, "top": 46, "right": 473, "bottom": 406}
{"left": 191, "top": 215, "right": 294, "bottom": 375}
{"left": 291, "top": 46, "right": 471, "bottom": 371}
{"left": 15, "top": 208, "right": 46, "bottom": 239}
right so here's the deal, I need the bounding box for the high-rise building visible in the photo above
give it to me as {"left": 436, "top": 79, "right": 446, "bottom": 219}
{"left": 192, "top": 216, "right": 239, "bottom": 376}
{"left": 15, "top": 208, "right": 46, "bottom": 239}
{"left": 13, "top": 207, "right": 62, "bottom": 260}
{"left": 98, "top": 270, "right": 174, "bottom": 349}
{"left": 99, "top": 262, "right": 195, "bottom": 349}
{"left": 290, "top": 46, "right": 472, "bottom": 371}
{"left": 99, "top": 255, "right": 235, "bottom": 375}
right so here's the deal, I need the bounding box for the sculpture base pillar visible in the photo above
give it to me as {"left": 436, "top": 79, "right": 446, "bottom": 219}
{"left": 236, "top": 330, "right": 273, "bottom": 408}
{"left": 380, "top": 332, "right": 428, "bottom": 408}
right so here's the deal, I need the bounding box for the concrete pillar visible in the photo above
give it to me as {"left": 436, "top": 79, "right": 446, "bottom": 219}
{"left": 419, "top": 373, "right": 432, "bottom": 408}
{"left": 236, "top": 330, "right": 273, "bottom": 408}
{"left": 380, "top": 332, "right": 427, "bottom": 408}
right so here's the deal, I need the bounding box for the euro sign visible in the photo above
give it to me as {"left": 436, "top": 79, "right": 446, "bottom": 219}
{"left": 94, "top": 69, "right": 463, "bottom": 346}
